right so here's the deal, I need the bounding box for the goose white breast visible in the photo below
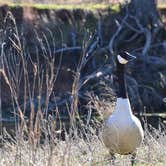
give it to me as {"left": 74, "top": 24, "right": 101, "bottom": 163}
{"left": 102, "top": 98, "right": 144, "bottom": 155}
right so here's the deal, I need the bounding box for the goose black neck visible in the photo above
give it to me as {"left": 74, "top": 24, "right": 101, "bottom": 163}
{"left": 117, "top": 62, "right": 127, "bottom": 98}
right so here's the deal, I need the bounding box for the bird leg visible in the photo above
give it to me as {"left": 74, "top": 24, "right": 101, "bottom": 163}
{"left": 131, "top": 152, "right": 137, "bottom": 166}
{"left": 109, "top": 152, "right": 116, "bottom": 165}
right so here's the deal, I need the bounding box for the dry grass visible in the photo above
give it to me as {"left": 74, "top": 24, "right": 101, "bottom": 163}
{"left": 0, "top": 124, "right": 166, "bottom": 166}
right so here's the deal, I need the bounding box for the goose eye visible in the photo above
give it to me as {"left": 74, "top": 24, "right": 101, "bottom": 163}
{"left": 117, "top": 55, "right": 128, "bottom": 64}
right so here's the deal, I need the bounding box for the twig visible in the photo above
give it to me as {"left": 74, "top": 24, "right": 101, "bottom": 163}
{"left": 108, "top": 15, "right": 128, "bottom": 53}
{"left": 55, "top": 46, "right": 81, "bottom": 54}
{"left": 86, "top": 38, "right": 99, "bottom": 58}
{"left": 71, "top": 31, "right": 77, "bottom": 47}
{"left": 97, "top": 12, "right": 103, "bottom": 46}
{"left": 123, "top": 20, "right": 142, "bottom": 33}
{"left": 132, "top": 42, "right": 164, "bottom": 53}
{"left": 79, "top": 65, "right": 112, "bottom": 90}
{"left": 124, "top": 33, "right": 139, "bottom": 42}
{"left": 142, "top": 28, "right": 151, "bottom": 56}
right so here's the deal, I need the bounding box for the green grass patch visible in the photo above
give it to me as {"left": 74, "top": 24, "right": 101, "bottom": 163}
{"left": 0, "top": 1, "right": 165, "bottom": 11}
{"left": 1, "top": 2, "right": 120, "bottom": 12}
{"left": 158, "top": 4, "right": 166, "bottom": 10}
{"left": 6, "top": 2, "right": 165, "bottom": 12}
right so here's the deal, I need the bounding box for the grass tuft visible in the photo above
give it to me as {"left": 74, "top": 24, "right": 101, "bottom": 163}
{"left": 0, "top": 124, "right": 166, "bottom": 165}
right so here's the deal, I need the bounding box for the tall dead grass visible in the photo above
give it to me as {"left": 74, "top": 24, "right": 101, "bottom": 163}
{"left": 0, "top": 122, "right": 166, "bottom": 165}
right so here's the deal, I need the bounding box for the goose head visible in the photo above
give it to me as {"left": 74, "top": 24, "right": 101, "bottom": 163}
{"left": 117, "top": 51, "right": 136, "bottom": 65}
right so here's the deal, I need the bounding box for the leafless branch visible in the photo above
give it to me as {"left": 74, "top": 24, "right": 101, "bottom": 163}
{"left": 108, "top": 15, "right": 128, "bottom": 53}
{"left": 142, "top": 28, "right": 151, "bottom": 56}
{"left": 55, "top": 46, "right": 81, "bottom": 54}
{"left": 97, "top": 12, "right": 103, "bottom": 46}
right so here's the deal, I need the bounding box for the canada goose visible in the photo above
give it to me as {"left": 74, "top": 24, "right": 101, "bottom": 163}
{"left": 102, "top": 51, "right": 144, "bottom": 165}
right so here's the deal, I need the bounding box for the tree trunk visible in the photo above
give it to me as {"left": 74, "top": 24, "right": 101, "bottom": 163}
{"left": 130, "top": 0, "right": 162, "bottom": 27}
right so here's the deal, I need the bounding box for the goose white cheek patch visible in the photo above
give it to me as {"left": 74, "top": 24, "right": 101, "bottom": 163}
{"left": 117, "top": 55, "right": 128, "bottom": 64}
